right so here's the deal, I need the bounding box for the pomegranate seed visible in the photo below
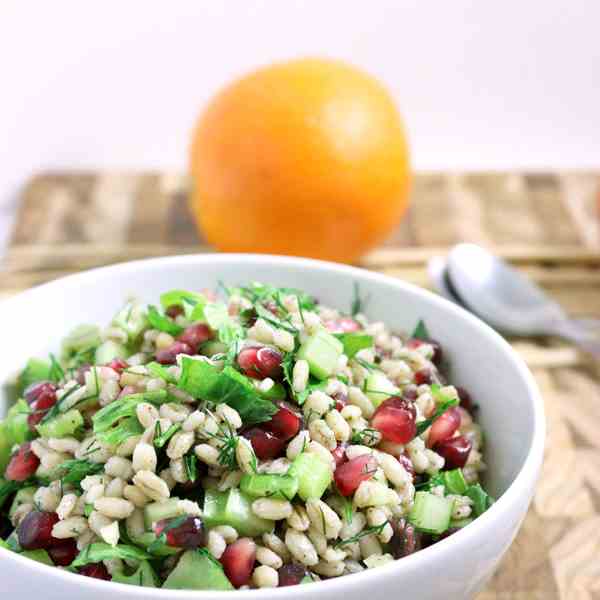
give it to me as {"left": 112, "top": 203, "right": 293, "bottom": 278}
{"left": 389, "top": 519, "right": 421, "bottom": 558}
{"left": 278, "top": 563, "right": 308, "bottom": 587}
{"left": 79, "top": 563, "right": 111, "bottom": 580}
{"left": 156, "top": 341, "right": 193, "bottom": 365}
{"left": 331, "top": 444, "right": 348, "bottom": 469}
{"left": 177, "top": 324, "right": 212, "bottom": 352}
{"left": 333, "top": 391, "right": 348, "bottom": 411}
{"left": 165, "top": 304, "right": 184, "bottom": 319}
{"left": 220, "top": 538, "right": 256, "bottom": 588}
{"left": 24, "top": 381, "right": 57, "bottom": 406}
{"left": 434, "top": 435, "right": 472, "bottom": 469}
{"left": 398, "top": 453, "right": 415, "bottom": 481}
{"left": 105, "top": 358, "right": 128, "bottom": 374}
{"left": 456, "top": 386, "right": 475, "bottom": 412}
{"left": 414, "top": 368, "right": 433, "bottom": 385}
{"left": 17, "top": 511, "right": 59, "bottom": 550}
{"left": 48, "top": 539, "right": 78, "bottom": 566}
{"left": 371, "top": 397, "right": 417, "bottom": 444}
{"left": 427, "top": 406, "right": 461, "bottom": 448}
{"left": 27, "top": 388, "right": 58, "bottom": 430}
{"left": 154, "top": 516, "right": 205, "bottom": 549}
{"left": 6, "top": 443, "right": 40, "bottom": 481}
{"left": 334, "top": 454, "right": 377, "bottom": 496}
{"left": 265, "top": 403, "right": 301, "bottom": 441}
{"left": 237, "top": 346, "right": 283, "bottom": 380}
{"left": 242, "top": 428, "right": 284, "bottom": 460}
{"left": 324, "top": 317, "right": 361, "bottom": 333}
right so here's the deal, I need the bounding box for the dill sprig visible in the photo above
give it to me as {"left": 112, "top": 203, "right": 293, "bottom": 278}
{"left": 201, "top": 418, "right": 239, "bottom": 470}
{"left": 334, "top": 520, "right": 390, "bottom": 548}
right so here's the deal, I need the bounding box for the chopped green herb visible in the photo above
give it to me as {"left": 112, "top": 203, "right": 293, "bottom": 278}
{"left": 0, "top": 479, "right": 25, "bottom": 509}
{"left": 147, "top": 305, "right": 184, "bottom": 336}
{"left": 465, "top": 483, "right": 494, "bottom": 516}
{"left": 334, "top": 520, "right": 389, "bottom": 547}
{"left": 351, "top": 281, "right": 369, "bottom": 316}
{"left": 52, "top": 459, "right": 104, "bottom": 487}
{"left": 178, "top": 357, "right": 277, "bottom": 425}
{"left": 184, "top": 453, "right": 198, "bottom": 482}
{"left": 71, "top": 543, "right": 150, "bottom": 568}
{"left": 48, "top": 353, "right": 65, "bottom": 383}
{"left": 411, "top": 319, "right": 430, "bottom": 341}
{"left": 153, "top": 422, "right": 182, "bottom": 449}
{"left": 334, "top": 333, "right": 373, "bottom": 358}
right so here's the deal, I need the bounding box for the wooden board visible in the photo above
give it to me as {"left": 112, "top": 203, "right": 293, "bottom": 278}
{"left": 3, "top": 171, "right": 600, "bottom": 599}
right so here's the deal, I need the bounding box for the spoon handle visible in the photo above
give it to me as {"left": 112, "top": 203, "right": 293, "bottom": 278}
{"left": 547, "top": 319, "right": 600, "bottom": 358}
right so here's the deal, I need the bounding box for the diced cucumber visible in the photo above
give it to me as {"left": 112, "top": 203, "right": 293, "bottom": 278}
{"left": 364, "top": 371, "right": 398, "bottom": 407}
{"left": 36, "top": 409, "right": 83, "bottom": 439}
{"left": 240, "top": 473, "right": 298, "bottom": 500}
{"left": 203, "top": 489, "right": 274, "bottom": 537}
{"left": 163, "top": 550, "right": 233, "bottom": 591}
{"left": 297, "top": 330, "right": 343, "bottom": 380}
{"left": 9, "top": 487, "right": 36, "bottom": 520}
{"left": 144, "top": 498, "right": 183, "bottom": 529}
{"left": 126, "top": 532, "right": 178, "bottom": 558}
{"left": 62, "top": 324, "right": 102, "bottom": 356}
{"left": 408, "top": 491, "right": 453, "bottom": 535}
{"left": 257, "top": 382, "right": 287, "bottom": 402}
{"left": 113, "top": 302, "right": 148, "bottom": 343}
{"left": 22, "top": 549, "right": 53, "bottom": 566}
{"left": 6, "top": 399, "right": 32, "bottom": 446}
{"left": 95, "top": 340, "right": 129, "bottom": 365}
{"left": 442, "top": 469, "right": 468, "bottom": 495}
{"left": 449, "top": 517, "right": 473, "bottom": 529}
{"left": 113, "top": 561, "right": 158, "bottom": 587}
{"left": 288, "top": 453, "right": 333, "bottom": 501}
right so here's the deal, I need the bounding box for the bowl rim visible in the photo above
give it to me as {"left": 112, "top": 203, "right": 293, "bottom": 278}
{"left": 0, "top": 253, "right": 545, "bottom": 597}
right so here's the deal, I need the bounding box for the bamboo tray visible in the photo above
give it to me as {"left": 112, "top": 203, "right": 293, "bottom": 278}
{"left": 3, "top": 171, "right": 600, "bottom": 599}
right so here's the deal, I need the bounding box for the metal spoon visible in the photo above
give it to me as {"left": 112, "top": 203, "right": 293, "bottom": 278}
{"left": 428, "top": 244, "right": 600, "bottom": 357}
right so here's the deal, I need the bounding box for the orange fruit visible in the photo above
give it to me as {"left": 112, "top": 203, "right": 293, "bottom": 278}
{"left": 189, "top": 58, "right": 411, "bottom": 263}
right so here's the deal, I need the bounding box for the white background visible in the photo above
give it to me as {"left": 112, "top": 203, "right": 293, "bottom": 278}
{"left": 1, "top": 0, "right": 599, "bottom": 247}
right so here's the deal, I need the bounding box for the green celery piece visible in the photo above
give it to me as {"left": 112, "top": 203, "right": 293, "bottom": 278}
{"left": 21, "top": 549, "right": 53, "bottom": 566}
{"left": 5, "top": 399, "right": 31, "bottom": 445}
{"left": 240, "top": 473, "right": 298, "bottom": 500}
{"left": 16, "top": 358, "right": 52, "bottom": 396}
{"left": 178, "top": 358, "right": 276, "bottom": 425}
{"left": 112, "top": 561, "right": 158, "bottom": 587}
{"left": 163, "top": 549, "right": 233, "bottom": 591}
{"left": 71, "top": 543, "right": 150, "bottom": 568}
{"left": 200, "top": 302, "right": 229, "bottom": 328}
{"left": 288, "top": 453, "right": 333, "bottom": 501}
{"left": 92, "top": 391, "right": 167, "bottom": 434}
{"left": 147, "top": 305, "right": 184, "bottom": 336}
{"left": 333, "top": 333, "right": 373, "bottom": 358}
{"left": 37, "top": 409, "right": 83, "bottom": 439}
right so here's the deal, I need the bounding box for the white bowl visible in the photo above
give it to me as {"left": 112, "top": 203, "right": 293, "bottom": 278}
{"left": 0, "top": 254, "right": 544, "bottom": 600}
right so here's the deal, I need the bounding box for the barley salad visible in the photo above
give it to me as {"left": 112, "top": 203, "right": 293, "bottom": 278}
{"left": 0, "top": 282, "right": 491, "bottom": 590}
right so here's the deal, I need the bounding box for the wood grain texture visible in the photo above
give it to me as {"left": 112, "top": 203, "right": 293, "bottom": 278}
{"left": 2, "top": 171, "right": 600, "bottom": 599}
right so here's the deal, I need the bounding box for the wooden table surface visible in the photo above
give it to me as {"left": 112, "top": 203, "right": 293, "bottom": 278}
{"left": 3, "top": 171, "right": 600, "bottom": 599}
